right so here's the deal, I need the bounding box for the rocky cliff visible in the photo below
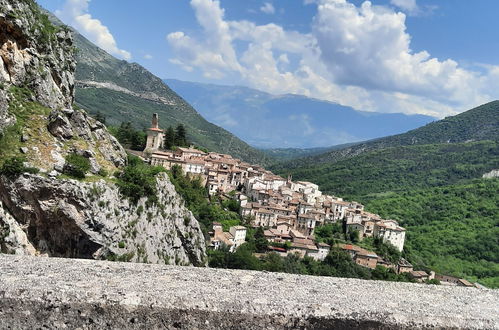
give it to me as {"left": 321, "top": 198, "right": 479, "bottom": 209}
{"left": 0, "top": 0, "right": 206, "bottom": 266}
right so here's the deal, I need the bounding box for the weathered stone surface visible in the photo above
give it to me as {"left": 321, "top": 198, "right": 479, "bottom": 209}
{"left": 0, "top": 0, "right": 206, "bottom": 267}
{"left": 0, "top": 255, "right": 497, "bottom": 330}
{"left": 483, "top": 169, "right": 499, "bottom": 179}
{"left": 0, "top": 88, "right": 12, "bottom": 135}
{"left": 0, "top": 203, "right": 36, "bottom": 255}
{"left": 0, "top": 173, "right": 206, "bottom": 266}
{"left": 0, "top": 0, "right": 75, "bottom": 110}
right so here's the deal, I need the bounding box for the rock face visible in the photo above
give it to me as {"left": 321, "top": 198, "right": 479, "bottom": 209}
{"left": 0, "top": 173, "right": 206, "bottom": 266}
{"left": 0, "top": 0, "right": 75, "bottom": 112}
{"left": 0, "top": 0, "right": 207, "bottom": 266}
{"left": 483, "top": 169, "right": 499, "bottom": 179}
{"left": 1, "top": 255, "right": 498, "bottom": 330}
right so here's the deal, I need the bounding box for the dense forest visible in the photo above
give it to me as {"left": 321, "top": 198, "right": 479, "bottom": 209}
{"left": 272, "top": 141, "right": 499, "bottom": 199}
{"left": 269, "top": 101, "right": 499, "bottom": 287}
{"left": 364, "top": 180, "right": 499, "bottom": 288}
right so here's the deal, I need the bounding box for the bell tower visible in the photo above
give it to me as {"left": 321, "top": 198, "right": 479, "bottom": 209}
{"left": 145, "top": 113, "right": 164, "bottom": 151}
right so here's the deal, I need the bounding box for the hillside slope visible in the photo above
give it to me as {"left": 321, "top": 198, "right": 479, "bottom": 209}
{"left": 271, "top": 101, "right": 499, "bottom": 287}
{"left": 365, "top": 179, "right": 499, "bottom": 288}
{"left": 43, "top": 12, "right": 268, "bottom": 165}
{"left": 166, "top": 79, "right": 435, "bottom": 148}
{"left": 274, "top": 101, "right": 499, "bottom": 169}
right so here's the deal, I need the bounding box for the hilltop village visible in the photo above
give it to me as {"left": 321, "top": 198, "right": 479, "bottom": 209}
{"left": 139, "top": 118, "right": 406, "bottom": 250}
{"left": 137, "top": 114, "right": 474, "bottom": 286}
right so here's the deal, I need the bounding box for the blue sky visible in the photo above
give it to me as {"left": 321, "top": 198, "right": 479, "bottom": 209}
{"left": 36, "top": 0, "right": 499, "bottom": 118}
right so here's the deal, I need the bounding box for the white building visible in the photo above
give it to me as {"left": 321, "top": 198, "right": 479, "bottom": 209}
{"left": 374, "top": 220, "right": 406, "bottom": 252}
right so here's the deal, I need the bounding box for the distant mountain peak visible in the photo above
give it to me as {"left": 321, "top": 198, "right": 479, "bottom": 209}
{"left": 165, "top": 79, "right": 436, "bottom": 149}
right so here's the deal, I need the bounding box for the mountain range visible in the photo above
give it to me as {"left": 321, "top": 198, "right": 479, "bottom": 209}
{"left": 44, "top": 12, "right": 269, "bottom": 165}
{"left": 272, "top": 100, "right": 499, "bottom": 170}
{"left": 165, "top": 79, "right": 435, "bottom": 149}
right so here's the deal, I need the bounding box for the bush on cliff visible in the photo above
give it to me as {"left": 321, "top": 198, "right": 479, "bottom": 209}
{"left": 116, "top": 155, "right": 166, "bottom": 204}
{"left": 0, "top": 157, "right": 39, "bottom": 177}
{"left": 63, "top": 153, "right": 90, "bottom": 179}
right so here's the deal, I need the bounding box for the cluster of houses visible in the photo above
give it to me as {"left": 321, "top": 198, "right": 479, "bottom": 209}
{"left": 142, "top": 114, "right": 406, "bottom": 252}
{"left": 142, "top": 114, "right": 476, "bottom": 287}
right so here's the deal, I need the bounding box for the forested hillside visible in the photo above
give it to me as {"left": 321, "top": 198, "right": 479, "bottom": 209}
{"left": 44, "top": 11, "right": 269, "bottom": 165}
{"left": 273, "top": 141, "right": 499, "bottom": 199}
{"left": 365, "top": 180, "right": 499, "bottom": 288}
{"left": 276, "top": 101, "right": 499, "bottom": 170}
{"left": 272, "top": 102, "right": 499, "bottom": 287}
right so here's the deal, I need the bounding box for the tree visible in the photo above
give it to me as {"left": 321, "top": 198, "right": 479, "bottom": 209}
{"left": 349, "top": 229, "right": 360, "bottom": 243}
{"left": 254, "top": 227, "right": 268, "bottom": 253}
{"left": 175, "top": 124, "right": 188, "bottom": 147}
{"left": 163, "top": 126, "right": 176, "bottom": 150}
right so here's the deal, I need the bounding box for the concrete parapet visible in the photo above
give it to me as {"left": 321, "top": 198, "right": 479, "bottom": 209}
{"left": 0, "top": 254, "right": 497, "bottom": 329}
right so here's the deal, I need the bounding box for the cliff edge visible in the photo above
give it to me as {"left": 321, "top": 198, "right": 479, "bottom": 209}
{"left": 0, "top": 0, "right": 206, "bottom": 266}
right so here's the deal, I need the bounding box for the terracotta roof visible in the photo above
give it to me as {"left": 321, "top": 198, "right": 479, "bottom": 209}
{"left": 147, "top": 127, "right": 163, "bottom": 132}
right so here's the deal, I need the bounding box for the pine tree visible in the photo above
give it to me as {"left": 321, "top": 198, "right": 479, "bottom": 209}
{"left": 175, "top": 124, "right": 188, "bottom": 147}
{"left": 163, "top": 126, "right": 176, "bottom": 149}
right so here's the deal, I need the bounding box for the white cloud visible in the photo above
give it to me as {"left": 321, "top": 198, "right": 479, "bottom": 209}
{"left": 260, "top": 2, "right": 275, "bottom": 14}
{"left": 55, "top": 0, "right": 131, "bottom": 60}
{"left": 144, "top": 54, "right": 153, "bottom": 60}
{"left": 167, "top": 0, "right": 499, "bottom": 118}
{"left": 390, "top": 0, "right": 418, "bottom": 14}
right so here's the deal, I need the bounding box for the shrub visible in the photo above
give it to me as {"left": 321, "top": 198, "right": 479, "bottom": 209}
{"left": 63, "top": 153, "right": 91, "bottom": 179}
{"left": 116, "top": 155, "right": 166, "bottom": 204}
{"left": 98, "top": 168, "right": 108, "bottom": 177}
{"left": 118, "top": 241, "right": 126, "bottom": 249}
{"left": 0, "top": 157, "right": 39, "bottom": 177}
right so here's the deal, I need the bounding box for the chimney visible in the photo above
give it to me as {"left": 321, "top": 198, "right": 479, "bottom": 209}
{"left": 152, "top": 113, "right": 159, "bottom": 129}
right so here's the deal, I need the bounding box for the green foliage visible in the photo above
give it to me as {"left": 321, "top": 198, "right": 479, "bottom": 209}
{"left": 221, "top": 199, "right": 240, "bottom": 213}
{"left": 167, "top": 165, "right": 239, "bottom": 234}
{"left": 358, "top": 237, "right": 401, "bottom": 263}
{"left": 207, "top": 243, "right": 394, "bottom": 281}
{"left": 98, "top": 168, "right": 108, "bottom": 177}
{"left": 109, "top": 122, "right": 146, "bottom": 151}
{"left": 254, "top": 227, "right": 268, "bottom": 253}
{"left": 0, "top": 87, "right": 51, "bottom": 166}
{"left": 163, "top": 126, "right": 176, "bottom": 150}
{"left": 175, "top": 124, "right": 188, "bottom": 147}
{"left": 371, "top": 266, "right": 413, "bottom": 282}
{"left": 0, "top": 157, "right": 39, "bottom": 177}
{"left": 116, "top": 155, "right": 166, "bottom": 204}
{"left": 118, "top": 241, "right": 125, "bottom": 249}
{"left": 91, "top": 111, "right": 106, "bottom": 125}
{"left": 273, "top": 141, "right": 499, "bottom": 199}
{"left": 314, "top": 222, "right": 345, "bottom": 245}
{"left": 63, "top": 153, "right": 91, "bottom": 179}
{"left": 365, "top": 180, "right": 499, "bottom": 288}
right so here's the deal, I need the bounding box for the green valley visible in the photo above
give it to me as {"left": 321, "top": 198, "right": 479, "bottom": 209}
{"left": 271, "top": 102, "right": 499, "bottom": 287}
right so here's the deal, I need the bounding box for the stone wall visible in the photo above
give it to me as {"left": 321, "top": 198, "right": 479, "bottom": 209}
{"left": 0, "top": 255, "right": 497, "bottom": 329}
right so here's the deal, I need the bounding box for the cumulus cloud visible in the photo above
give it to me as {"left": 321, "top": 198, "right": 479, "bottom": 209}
{"left": 260, "top": 2, "right": 276, "bottom": 14}
{"left": 55, "top": 0, "right": 131, "bottom": 60}
{"left": 166, "top": 0, "right": 498, "bottom": 118}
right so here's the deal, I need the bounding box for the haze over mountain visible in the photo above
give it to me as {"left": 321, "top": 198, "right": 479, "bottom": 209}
{"left": 43, "top": 12, "right": 269, "bottom": 165}
{"left": 272, "top": 100, "right": 499, "bottom": 169}
{"left": 165, "top": 79, "right": 435, "bottom": 149}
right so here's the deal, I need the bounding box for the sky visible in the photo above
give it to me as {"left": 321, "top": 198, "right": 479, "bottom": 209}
{"left": 36, "top": 0, "right": 499, "bottom": 118}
